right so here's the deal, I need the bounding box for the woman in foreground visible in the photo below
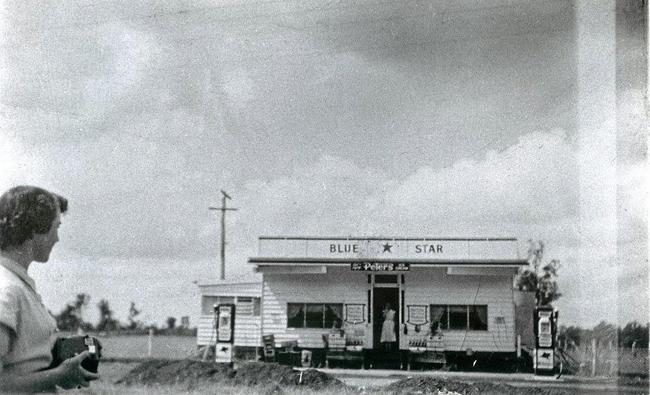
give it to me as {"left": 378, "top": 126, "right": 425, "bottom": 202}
{"left": 0, "top": 186, "right": 99, "bottom": 392}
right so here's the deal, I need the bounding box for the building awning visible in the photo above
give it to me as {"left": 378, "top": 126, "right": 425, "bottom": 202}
{"left": 249, "top": 256, "right": 528, "bottom": 267}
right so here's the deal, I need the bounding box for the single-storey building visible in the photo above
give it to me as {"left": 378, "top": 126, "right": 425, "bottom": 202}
{"left": 199, "top": 236, "right": 531, "bottom": 368}
{"left": 196, "top": 280, "right": 262, "bottom": 356}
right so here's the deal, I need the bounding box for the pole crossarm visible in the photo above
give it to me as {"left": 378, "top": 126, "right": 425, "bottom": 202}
{"left": 209, "top": 190, "right": 239, "bottom": 280}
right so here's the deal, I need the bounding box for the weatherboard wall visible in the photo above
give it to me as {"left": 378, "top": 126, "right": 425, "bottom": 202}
{"left": 196, "top": 282, "right": 262, "bottom": 348}
{"left": 260, "top": 266, "right": 517, "bottom": 352}
{"left": 197, "top": 314, "right": 261, "bottom": 347}
{"left": 403, "top": 267, "right": 516, "bottom": 353}
{"left": 262, "top": 269, "right": 368, "bottom": 348}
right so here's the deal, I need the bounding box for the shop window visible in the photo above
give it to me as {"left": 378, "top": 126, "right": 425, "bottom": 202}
{"left": 429, "top": 304, "right": 488, "bottom": 331}
{"left": 448, "top": 305, "right": 467, "bottom": 330}
{"left": 430, "top": 305, "right": 448, "bottom": 332}
{"left": 468, "top": 305, "right": 488, "bottom": 330}
{"left": 287, "top": 304, "right": 305, "bottom": 328}
{"left": 324, "top": 304, "right": 343, "bottom": 329}
{"left": 287, "top": 303, "right": 343, "bottom": 329}
{"left": 306, "top": 304, "right": 324, "bottom": 328}
{"left": 201, "top": 296, "right": 235, "bottom": 315}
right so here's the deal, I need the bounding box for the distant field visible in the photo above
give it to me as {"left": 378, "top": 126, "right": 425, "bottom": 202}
{"left": 97, "top": 335, "right": 197, "bottom": 360}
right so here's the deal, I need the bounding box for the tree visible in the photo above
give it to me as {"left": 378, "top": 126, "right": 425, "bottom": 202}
{"left": 558, "top": 325, "right": 584, "bottom": 349}
{"left": 74, "top": 293, "right": 91, "bottom": 317}
{"left": 166, "top": 316, "right": 177, "bottom": 330}
{"left": 96, "top": 299, "right": 120, "bottom": 331}
{"left": 54, "top": 304, "right": 80, "bottom": 331}
{"left": 54, "top": 293, "right": 91, "bottom": 332}
{"left": 515, "top": 240, "right": 562, "bottom": 306}
{"left": 592, "top": 321, "right": 618, "bottom": 346}
{"left": 619, "top": 321, "right": 649, "bottom": 348}
{"left": 127, "top": 302, "right": 142, "bottom": 330}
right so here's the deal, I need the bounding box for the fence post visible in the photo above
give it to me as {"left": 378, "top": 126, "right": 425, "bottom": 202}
{"left": 148, "top": 328, "right": 154, "bottom": 357}
{"left": 516, "top": 335, "right": 521, "bottom": 358}
{"left": 591, "top": 338, "right": 597, "bottom": 377}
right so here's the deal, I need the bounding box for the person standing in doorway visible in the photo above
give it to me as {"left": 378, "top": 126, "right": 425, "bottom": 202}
{"left": 380, "top": 303, "right": 396, "bottom": 352}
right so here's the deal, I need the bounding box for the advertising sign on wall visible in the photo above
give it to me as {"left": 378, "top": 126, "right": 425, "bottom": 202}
{"left": 407, "top": 305, "right": 428, "bottom": 325}
{"left": 344, "top": 304, "right": 365, "bottom": 324}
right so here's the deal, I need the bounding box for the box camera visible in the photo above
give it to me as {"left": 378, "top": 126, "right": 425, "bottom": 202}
{"left": 49, "top": 335, "right": 102, "bottom": 373}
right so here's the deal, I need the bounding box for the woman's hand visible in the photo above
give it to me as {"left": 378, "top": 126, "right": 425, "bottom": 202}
{"left": 53, "top": 351, "right": 100, "bottom": 389}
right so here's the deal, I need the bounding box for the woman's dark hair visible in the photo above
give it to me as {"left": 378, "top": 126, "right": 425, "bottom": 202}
{"left": 0, "top": 186, "right": 68, "bottom": 250}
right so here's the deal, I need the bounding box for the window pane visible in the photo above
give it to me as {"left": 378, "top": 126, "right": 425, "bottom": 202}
{"left": 306, "top": 304, "right": 324, "bottom": 328}
{"left": 430, "top": 305, "right": 448, "bottom": 331}
{"left": 469, "top": 305, "right": 488, "bottom": 330}
{"left": 253, "top": 298, "right": 261, "bottom": 316}
{"left": 218, "top": 297, "right": 234, "bottom": 304}
{"left": 237, "top": 298, "right": 253, "bottom": 316}
{"left": 448, "top": 305, "right": 467, "bottom": 330}
{"left": 287, "top": 304, "right": 305, "bottom": 328}
{"left": 374, "top": 275, "right": 397, "bottom": 283}
{"left": 201, "top": 296, "right": 219, "bottom": 315}
{"left": 324, "top": 304, "right": 343, "bottom": 329}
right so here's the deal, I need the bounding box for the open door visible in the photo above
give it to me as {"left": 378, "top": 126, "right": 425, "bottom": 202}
{"left": 372, "top": 287, "right": 400, "bottom": 351}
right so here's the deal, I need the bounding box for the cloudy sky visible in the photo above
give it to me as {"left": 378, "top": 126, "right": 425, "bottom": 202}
{"left": 0, "top": 0, "right": 647, "bottom": 328}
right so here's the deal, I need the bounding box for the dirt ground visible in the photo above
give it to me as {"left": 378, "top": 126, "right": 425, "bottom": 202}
{"left": 117, "top": 360, "right": 346, "bottom": 393}
{"left": 384, "top": 377, "right": 572, "bottom": 395}
{"left": 110, "top": 359, "right": 588, "bottom": 395}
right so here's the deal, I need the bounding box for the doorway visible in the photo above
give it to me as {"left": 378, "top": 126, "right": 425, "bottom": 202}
{"left": 372, "top": 287, "right": 400, "bottom": 351}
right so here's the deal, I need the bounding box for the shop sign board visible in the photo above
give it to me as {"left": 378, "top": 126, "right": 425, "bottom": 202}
{"left": 258, "top": 238, "right": 519, "bottom": 261}
{"left": 350, "top": 262, "right": 410, "bottom": 271}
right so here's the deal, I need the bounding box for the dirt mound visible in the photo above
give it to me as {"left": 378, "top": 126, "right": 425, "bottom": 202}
{"left": 297, "top": 368, "right": 347, "bottom": 390}
{"left": 116, "top": 359, "right": 235, "bottom": 386}
{"left": 117, "top": 360, "right": 345, "bottom": 391}
{"left": 235, "top": 362, "right": 346, "bottom": 390}
{"left": 234, "top": 362, "right": 297, "bottom": 386}
{"left": 385, "top": 377, "right": 571, "bottom": 395}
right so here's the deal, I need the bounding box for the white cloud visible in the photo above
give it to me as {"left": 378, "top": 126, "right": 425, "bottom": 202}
{"left": 235, "top": 130, "right": 579, "bottom": 239}
{"left": 222, "top": 69, "right": 255, "bottom": 108}
{"left": 0, "top": 132, "right": 47, "bottom": 190}
{"left": 387, "top": 130, "right": 578, "bottom": 225}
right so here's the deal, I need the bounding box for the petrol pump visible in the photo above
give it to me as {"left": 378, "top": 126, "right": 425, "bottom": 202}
{"left": 533, "top": 305, "right": 558, "bottom": 375}
{"left": 214, "top": 304, "right": 236, "bottom": 364}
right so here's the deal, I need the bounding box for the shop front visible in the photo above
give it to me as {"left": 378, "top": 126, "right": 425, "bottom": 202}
{"left": 249, "top": 236, "right": 528, "bottom": 369}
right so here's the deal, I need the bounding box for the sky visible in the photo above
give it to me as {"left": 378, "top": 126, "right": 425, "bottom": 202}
{"left": 0, "top": 0, "right": 647, "bottom": 328}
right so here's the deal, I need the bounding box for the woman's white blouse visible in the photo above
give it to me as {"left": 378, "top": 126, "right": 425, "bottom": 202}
{"left": 0, "top": 257, "right": 57, "bottom": 374}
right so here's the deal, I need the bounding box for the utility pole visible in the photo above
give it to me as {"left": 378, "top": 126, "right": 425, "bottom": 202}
{"left": 209, "top": 190, "right": 238, "bottom": 280}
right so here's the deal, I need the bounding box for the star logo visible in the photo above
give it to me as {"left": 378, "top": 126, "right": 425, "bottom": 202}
{"left": 382, "top": 243, "right": 393, "bottom": 253}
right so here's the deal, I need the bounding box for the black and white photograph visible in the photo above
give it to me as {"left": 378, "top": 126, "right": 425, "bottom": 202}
{"left": 0, "top": 0, "right": 647, "bottom": 394}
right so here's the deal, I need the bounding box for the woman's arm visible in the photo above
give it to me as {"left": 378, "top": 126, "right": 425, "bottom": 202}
{"left": 0, "top": 325, "right": 99, "bottom": 393}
